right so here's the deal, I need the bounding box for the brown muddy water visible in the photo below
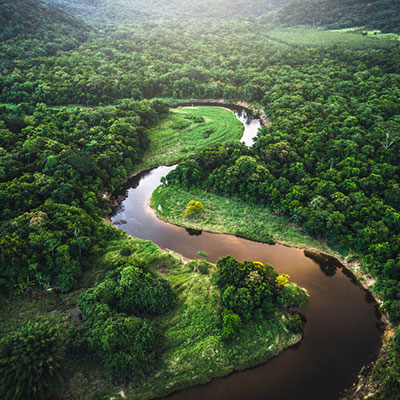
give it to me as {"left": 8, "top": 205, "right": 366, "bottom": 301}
{"left": 111, "top": 108, "right": 382, "bottom": 400}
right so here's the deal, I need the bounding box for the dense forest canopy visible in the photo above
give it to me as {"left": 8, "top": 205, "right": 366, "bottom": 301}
{"left": 276, "top": 0, "right": 400, "bottom": 34}
{"left": 0, "top": 0, "right": 90, "bottom": 70}
{"left": 43, "top": 0, "right": 294, "bottom": 24}
{"left": 1, "top": 0, "right": 400, "bottom": 398}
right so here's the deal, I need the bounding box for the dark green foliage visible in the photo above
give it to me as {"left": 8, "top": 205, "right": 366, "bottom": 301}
{"left": 0, "top": 319, "right": 63, "bottom": 400}
{"left": 44, "top": 0, "right": 293, "bottom": 25}
{"left": 76, "top": 262, "right": 174, "bottom": 381}
{"left": 220, "top": 309, "right": 242, "bottom": 341}
{"left": 95, "top": 315, "right": 161, "bottom": 382}
{"left": 0, "top": 99, "right": 167, "bottom": 292}
{"left": 214, "top": 256, "right": 306, "bottom": 341}
{"left": 0, "top": 0, "right": 90, "bottom": 71}
{"left": 115, "top": 265, "right": 175, "bottom": 316}
{"left": 285, "top": 314, "right": 305, "bottom": 334}
{"left": 277, "top": 0, "right": 400, "bottom": 34}
{"left": 371, "top": 328, "right": 400, "bottom": 399}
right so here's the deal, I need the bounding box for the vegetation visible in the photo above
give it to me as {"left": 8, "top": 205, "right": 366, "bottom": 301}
{"left": 137, "top": 106, "right": 244, "bottom": 170}
{"left": 152, "top": 185, "right": 336, "bottom": 250}
{"left": 1, "top": 0, "right": 399, "bottom": 397}
{"left": 0, "top": 319, "right": 63, "bottom": 400}
{"left": 44, "top": 0, "right": 293, "bottom": 24}
{"left": 276, "top": 0, "right": 400, "bottom": 34}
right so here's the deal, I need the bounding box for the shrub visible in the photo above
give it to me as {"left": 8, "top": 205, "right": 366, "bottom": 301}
{"left": 286, "top": 314, "right": 305, "bottom": 334}
{"left": 115, "top": 265, "right": 175, "bottom": 315}
{"left": 221, "top": 309, "right": 242, "bottom": 341}
{"left": 277, "top": 283, "right": 308, "bottom": 308}
{"left": 120, "top": 246, "right": 133, "bottom": 256}
{"left": 276, "top": 273, "right": 290, "bottom": 287}
{"left": 100, "top": 315, "right": 161, "bottom": 382}
{"left": 198, "top": 262, "right": 209, "bottom": 275}
{"left": 184, "top": 200, "right": 204, "bottom": 217}
{"left": 197, "top": 250, "right": 208, "bottom": 258}
{"left": 0, "top": 319, "right": 63, "bottom": 400}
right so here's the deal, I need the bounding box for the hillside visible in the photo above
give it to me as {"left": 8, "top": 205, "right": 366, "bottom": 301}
{"left": 0, "top": 0, "right": 90, "bottom": 71}
{"left": 43, "top": 0, "right": 293, "bottom": 24}
{"left": 276, "top": 0, "right": 400, "bottom": 34}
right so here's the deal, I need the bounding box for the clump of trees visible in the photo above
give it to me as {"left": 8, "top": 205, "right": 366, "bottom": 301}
{"left": 214, "top": 256, "right": 307, "bottom": 341}
{"left": 76, "top": 261, "right": 175, "bottom": 381}
{"left": 0, "top": 99, "right": 169, "bottom": 293}
{"left": 0, "top": 319, "right": 63, "bottom": 400}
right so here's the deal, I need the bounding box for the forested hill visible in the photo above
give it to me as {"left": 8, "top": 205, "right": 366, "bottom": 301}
{"left": 276, "top": 0, "right": 400, "bottom": 34}
{"left": 43, "top": 0, "right": 293, "bottom": 24}
{"left": 0, "top": 0, "right": 90, "bottom": 70}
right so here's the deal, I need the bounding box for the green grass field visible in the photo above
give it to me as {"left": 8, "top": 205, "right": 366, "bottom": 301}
{"left": 151, "top": 186, "right": 336, "bottom": 254}
{"left": 136, "top": 106, "right": 244, "bottom": 171}
{"left": 265, "top": 27, "right": 400, "bottom": 50}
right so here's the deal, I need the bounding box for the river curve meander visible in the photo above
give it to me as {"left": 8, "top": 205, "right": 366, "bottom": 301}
{"left": 111, "top": 107, "right": 382, "bottom": 400}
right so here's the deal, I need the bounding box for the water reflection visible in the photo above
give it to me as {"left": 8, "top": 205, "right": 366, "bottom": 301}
{"left": 185, "top": 227, "right": 203, "bottom": 236}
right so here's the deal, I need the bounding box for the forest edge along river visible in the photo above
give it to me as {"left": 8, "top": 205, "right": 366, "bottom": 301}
{"left": 110, "top": 105, "right": 383, "bottom": 400}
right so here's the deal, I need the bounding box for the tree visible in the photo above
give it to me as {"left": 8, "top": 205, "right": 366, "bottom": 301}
{"left": 184, "top": 200, "right": 204, "bottom": 217}
{"left": 0, "top": 319, "right": 63, "bottom": 400}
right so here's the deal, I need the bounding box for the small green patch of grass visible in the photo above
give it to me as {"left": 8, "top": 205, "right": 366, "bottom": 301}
{"left": 151, "top": 185, "right": 335, "bottom": 253}
{"left": 137, "top": 106, "right": 244, "bottom": 171}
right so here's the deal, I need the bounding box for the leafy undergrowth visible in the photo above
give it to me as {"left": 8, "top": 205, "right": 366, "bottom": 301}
{"left": 136, "top": 106, "right": 244, "bottom": 171}
{"left": 151, "top": 185, "right": 336, "bottom": 253}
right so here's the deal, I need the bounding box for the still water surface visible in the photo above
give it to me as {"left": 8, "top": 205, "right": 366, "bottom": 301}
{"left": 111, "top": 108, "right": 382, "bottom": 400}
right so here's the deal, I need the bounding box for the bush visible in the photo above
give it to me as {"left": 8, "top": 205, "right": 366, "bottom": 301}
{"left": 277, "top": 283, "right": 308, "bottom": 308}
{"left": 115, "top": 265, "right": 175, "bottom": 315}
{"left": 120, "top": 246, "right": 133, "bottom": 256}
{"left": 184, "top": 200, "right": 204, "bottom": 217}
{"left": 0, "top": 319, "right": 63, "bottom": 400}
{"left": 221, "top": 308, "right": 242, "bottom": 341}
{"left": 99, "top": 315, "right": 161, "bottom": 382}
{"left": 286, "top": 314, "right": 305, "bottom": 334}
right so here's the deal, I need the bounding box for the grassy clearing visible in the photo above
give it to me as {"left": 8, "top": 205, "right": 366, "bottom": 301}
{"left": 0, "top": 231, "right": 301, "bottom": 400}
{"left": 266, "top": 27, "right": 400, "bottom": 49}
{"left": 136, "top": 106, "right": 243, "bottom": 171}
{"left": 151, "top": 185, "right": 335, "bottom": 254}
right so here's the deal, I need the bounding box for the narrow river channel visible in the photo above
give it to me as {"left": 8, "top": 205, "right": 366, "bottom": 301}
{"left": 111, "top": 107, "right": 382, "bottom": 400}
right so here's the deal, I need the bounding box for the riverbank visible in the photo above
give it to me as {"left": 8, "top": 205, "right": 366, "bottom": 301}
{"left": 150, "top": 184, "right": 388, "bottom": 400}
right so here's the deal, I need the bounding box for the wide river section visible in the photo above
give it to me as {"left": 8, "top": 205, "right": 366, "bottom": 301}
{"left": 111, "top": 107, "right": 382, "bottom": 400}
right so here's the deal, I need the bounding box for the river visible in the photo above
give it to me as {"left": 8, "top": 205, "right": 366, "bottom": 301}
{"left": 111, "top": 107, "right": 382, "bottom": 400}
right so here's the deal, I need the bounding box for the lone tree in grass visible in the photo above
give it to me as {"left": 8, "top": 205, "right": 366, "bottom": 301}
{"left": 184, "top": 200, "right": 204, "bottom": 217}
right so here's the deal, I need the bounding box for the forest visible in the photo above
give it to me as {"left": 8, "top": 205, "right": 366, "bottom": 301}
{"left": 0, "top": 0, "right": 400, "bottom": 399}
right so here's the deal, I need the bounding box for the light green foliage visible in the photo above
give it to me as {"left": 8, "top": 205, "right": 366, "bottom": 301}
{"left": 138, "top": 107, "right": 243, "bottom": 171}
{"left": 277, "top": 283, "right": 309, "bottom": 309}
{"left": 0, "top": 319, "right": 63, "bottom": 400}
{"left": 152, "top": 185, "right": 334, "bottom": 251}
{"left": 197, "top": 250, "right": 208, "bottom": 258}
{"left": 186, "top": 259, "right": 213, "bottom": 274}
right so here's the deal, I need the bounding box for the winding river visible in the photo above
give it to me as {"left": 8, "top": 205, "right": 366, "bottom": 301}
{"left": 111, "top": 107, "right": 382, "bottom": 400}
